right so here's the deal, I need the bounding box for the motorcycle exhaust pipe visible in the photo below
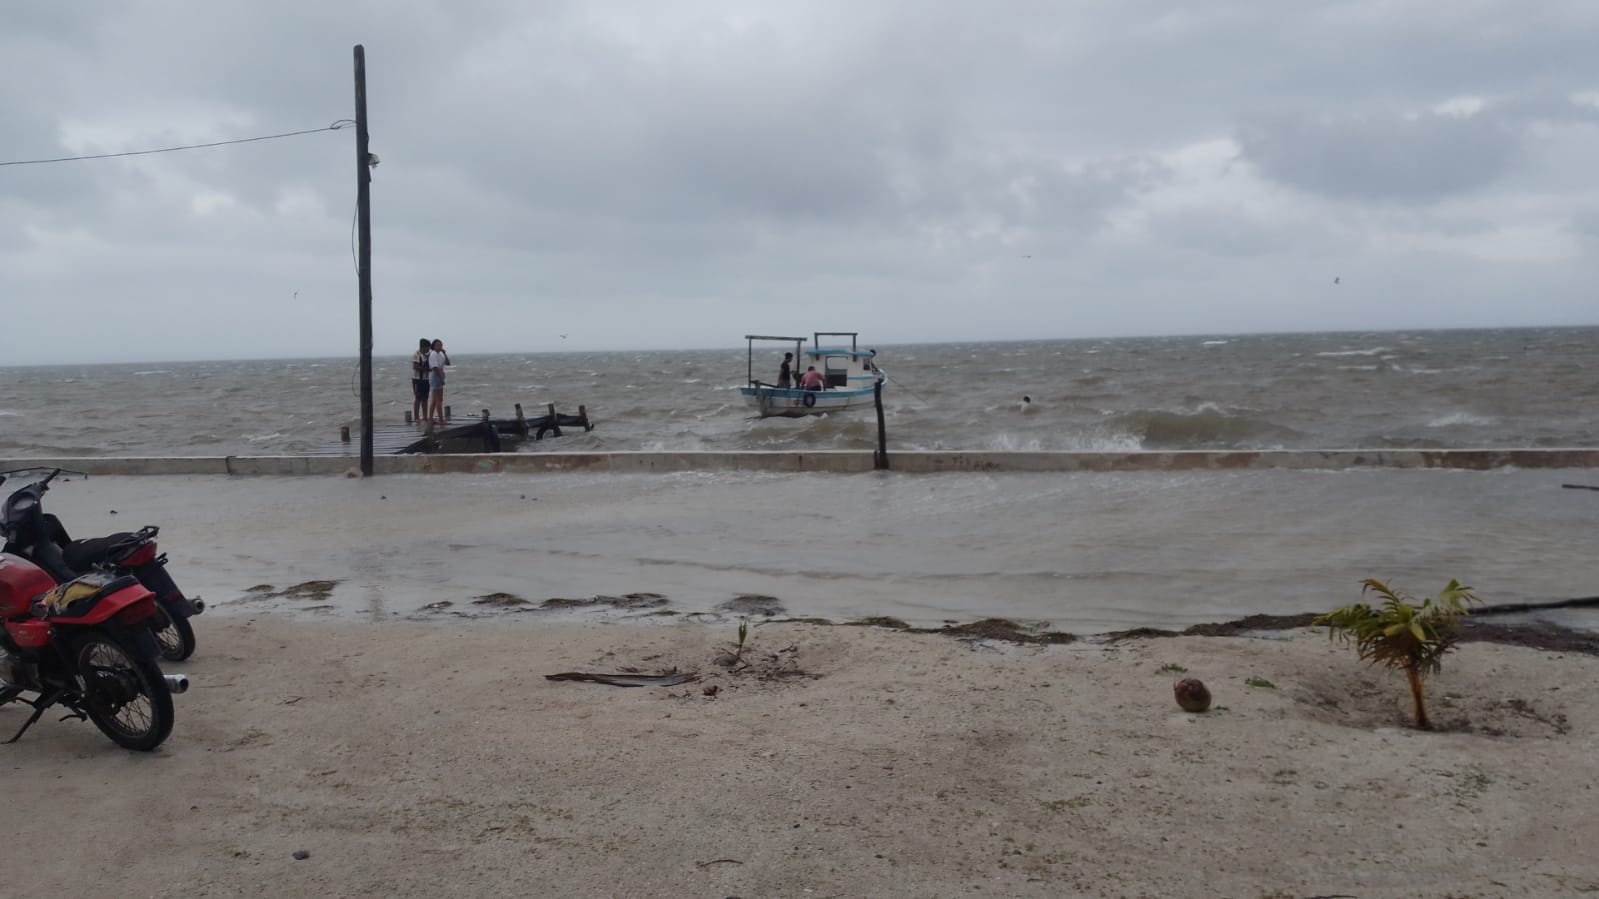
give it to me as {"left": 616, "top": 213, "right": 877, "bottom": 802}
{"left": 164, "top": 674, "right": 190, "bottom": 695}
{"left": 188, "top": 597, "right": 205, "bottom": 615}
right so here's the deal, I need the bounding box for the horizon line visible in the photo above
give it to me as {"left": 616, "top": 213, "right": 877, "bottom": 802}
{"left": 7, "top": 321, "right": 1597, "bottom": 369}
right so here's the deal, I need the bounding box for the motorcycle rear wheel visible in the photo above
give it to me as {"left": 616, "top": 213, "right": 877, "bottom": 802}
{"left": 75, "top": 629, "right": 174, "bottom": 751}
{"left": 150, "top": 605, "right": 197, "bottom": 662}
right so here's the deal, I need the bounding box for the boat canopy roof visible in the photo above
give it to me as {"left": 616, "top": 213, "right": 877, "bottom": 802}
{"left": 804, "top": 347, "right": 877, "bottom": 358}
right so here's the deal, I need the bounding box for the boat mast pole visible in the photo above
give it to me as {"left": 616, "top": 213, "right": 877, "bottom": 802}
{"left": 354, "top": 44, "right": 375, "bottom": 476}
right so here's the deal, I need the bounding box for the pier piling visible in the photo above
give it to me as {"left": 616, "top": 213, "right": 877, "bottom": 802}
{"left": 874, "top": 381, "right": 889, "bottom": 470}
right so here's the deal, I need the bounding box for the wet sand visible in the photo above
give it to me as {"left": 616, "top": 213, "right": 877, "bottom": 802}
{"left": 8, "top": 616, "right": 1599, "bottom": 898}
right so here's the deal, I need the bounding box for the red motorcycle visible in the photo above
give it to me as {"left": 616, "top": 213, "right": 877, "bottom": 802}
{"left": 0, "top": 468, "right": 203, "bottom": 661}
{"left": 0, "top": 552, "right": 184, "bottom": 750}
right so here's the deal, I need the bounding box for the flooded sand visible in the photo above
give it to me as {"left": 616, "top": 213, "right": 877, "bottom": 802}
{"left": 32, "top": 469, "right": 1599, "bottom": 634}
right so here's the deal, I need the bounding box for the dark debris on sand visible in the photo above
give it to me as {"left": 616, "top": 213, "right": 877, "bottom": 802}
{"left": 540, "top": 592, "right": 670, "bottom": 611}
{"left": 239, "top": 580, "right": 342, "bottom": 603}
{"left": 1100, "top": 611, "right": 1599, "bottom": 657}
{"left": 472, "top": 592, "right": 530, "bottom": 607}
{"left": 718, "top": 594, "right": 787, "bottom": 617}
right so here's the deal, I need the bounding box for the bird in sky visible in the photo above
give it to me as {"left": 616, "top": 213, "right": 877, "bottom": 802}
{"left": 559, "top": 334, "right": 568, "bottom": 339}
{"left": 1332, "top": 276, "right": 1340, "bottom": 285}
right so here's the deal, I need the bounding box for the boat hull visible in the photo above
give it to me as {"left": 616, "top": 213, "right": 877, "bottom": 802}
{"left": 740, "top": 385, "right": 877, "bottom": 418}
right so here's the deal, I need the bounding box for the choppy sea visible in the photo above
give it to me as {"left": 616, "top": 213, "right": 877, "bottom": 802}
{"left": 3, "top": 327, "right": 1597, "bottom": 457}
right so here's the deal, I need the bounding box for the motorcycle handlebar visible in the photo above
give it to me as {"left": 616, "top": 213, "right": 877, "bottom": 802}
{"left": 0, "top": 467, "right": 89, "bottom": 493}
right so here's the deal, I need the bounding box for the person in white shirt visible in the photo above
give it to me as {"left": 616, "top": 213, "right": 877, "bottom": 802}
{"left": 425, "top": 339, "right": 451, "bottom": 425}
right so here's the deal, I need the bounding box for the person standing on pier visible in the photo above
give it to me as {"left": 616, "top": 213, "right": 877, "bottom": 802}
{"left": 426, "top": 338, "right": 451, "bottom": 426}
{"left": 410, "top": 338, "right": 432, "bottom": 424}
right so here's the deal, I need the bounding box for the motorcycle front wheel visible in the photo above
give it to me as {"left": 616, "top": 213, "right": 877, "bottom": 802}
{"left": 75, "top": 629, "right": 175, "bottom": 751}
{"left": 150, "top": 605, "right": 197, "bottom": 662}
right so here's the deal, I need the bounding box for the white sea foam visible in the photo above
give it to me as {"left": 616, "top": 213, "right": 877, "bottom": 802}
{"left": 984, "top": 432, "right": 1046, "bottom": 451}
{"left": 1427, "top": 412, "right": 1495, "bottom": 428}
{"left": 1202, "top": 340, "right": 1229, "bottom": 346}
{"left": 1316, "top": 347, "right": 1391, "bottom": 357}
{"left": 695, "top": 404, "right": 731, "bottom": 420}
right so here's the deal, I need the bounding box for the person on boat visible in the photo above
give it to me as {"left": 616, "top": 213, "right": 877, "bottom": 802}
{"left": 425, "top": 338, "right": 451, "bottom": 425}
{"left": 799, "top": 365, "right": 825, "bottom": 391}
{"left": 777, "top": 352, "right": 794, "bottom": 388}
{"left": 410, "top": 338, "right": 432, "bottom": 424}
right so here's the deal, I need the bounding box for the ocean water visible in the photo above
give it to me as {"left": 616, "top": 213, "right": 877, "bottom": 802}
{"left": 5, "top": 327, "right": 1597, "bottom": 631}
{"left": 3, "top": 327, "right": 1596, "bottom": 457}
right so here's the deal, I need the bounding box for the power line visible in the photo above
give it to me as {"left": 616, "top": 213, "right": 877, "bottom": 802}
{"left": 0, "top": 120, "right": 356, "bottom": 167}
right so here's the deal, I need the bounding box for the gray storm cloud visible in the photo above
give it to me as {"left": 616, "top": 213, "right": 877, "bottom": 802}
{"left": 2, "top": 0, "right": 1596, "bottom": 364}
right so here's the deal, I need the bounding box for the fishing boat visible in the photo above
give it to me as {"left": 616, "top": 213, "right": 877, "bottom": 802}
{"left": 740, "top": 332, "right": 885, "bottom": 418}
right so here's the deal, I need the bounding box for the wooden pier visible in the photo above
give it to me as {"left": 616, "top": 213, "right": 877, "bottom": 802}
{"left": 310, "top": 403, "right": 593, "bottom": 456}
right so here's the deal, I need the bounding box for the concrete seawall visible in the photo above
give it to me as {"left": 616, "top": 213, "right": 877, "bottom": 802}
{"left": 2, "top": 448, "right": 1597, "bottom": 476}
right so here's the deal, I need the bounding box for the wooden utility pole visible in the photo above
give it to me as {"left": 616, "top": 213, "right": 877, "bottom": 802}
{"left": 874, "top": 380, "right": 889, "bottom": 470}
{"left": 353, "top": 45, "right": 375, "bottom": 475}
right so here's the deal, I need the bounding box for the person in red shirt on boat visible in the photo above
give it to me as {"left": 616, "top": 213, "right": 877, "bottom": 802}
{"left": 799, "top": 365, "right": 825, "bottom": 391}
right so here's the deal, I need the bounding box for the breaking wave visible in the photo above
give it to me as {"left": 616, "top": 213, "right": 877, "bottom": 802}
{"left": 1426, "top": 411, "right": 1496, "bottom": 428}
{"left": 1316, "top": 347, "right": 1390, "bottom": 357}
{"left": 1105, "top": 406, "right": 1304, "bottom": 449}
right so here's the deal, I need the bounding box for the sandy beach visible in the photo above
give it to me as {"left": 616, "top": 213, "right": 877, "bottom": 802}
{"left": 7, "top": 614, "right": 1598, "bottom": 898}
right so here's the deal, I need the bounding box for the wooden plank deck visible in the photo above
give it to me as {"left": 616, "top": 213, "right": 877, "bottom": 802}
{"left": 304, "top": 423, "right": 449, "bottom": 456}
{"left": 306, "top": 404, "right": 594, "bottom": 456}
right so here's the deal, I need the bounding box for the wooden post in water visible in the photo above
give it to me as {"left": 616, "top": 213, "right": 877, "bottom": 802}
{"left": 340, "top": 425, "right": 351, "bottom": 443}
{"left": 481, "top": 408, "right": 489, "bottom": 422}
{"left": 873, "top": 380, "right": 889, "bottom": 470}
{"left": 547, "top": 402, "right": 562, "bottom": 437}
{"left": 445, "top": 405, "right": 452, "bottom": 420}
{"left": 515, "top": 403, "right": 527, "bottom": 437}
{"left": 353, "top": 45, "right": 375, "bottom": 477}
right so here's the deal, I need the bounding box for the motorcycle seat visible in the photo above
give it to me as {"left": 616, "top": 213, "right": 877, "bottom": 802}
{"left": 32, "top": 571, "right": 142, "bottom": 618}
{"left": 62, "top": 533, "right": 140, "bottom": 572}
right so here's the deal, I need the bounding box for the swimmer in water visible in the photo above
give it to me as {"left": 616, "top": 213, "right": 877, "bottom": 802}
{"left": 1019, "top": 394, "right": 1039, "bottom": 415}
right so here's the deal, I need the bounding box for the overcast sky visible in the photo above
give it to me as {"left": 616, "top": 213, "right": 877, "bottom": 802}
{"left": 4, "top": 1, "right": 1598, "bottom": 364}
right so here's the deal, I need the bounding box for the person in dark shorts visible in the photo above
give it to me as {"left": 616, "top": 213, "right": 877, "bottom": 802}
{"left": 411, "top": 338, "right": 431, "bottom": 423}
{"left": 777, "top": 352, "right": 794, "bottom": 388}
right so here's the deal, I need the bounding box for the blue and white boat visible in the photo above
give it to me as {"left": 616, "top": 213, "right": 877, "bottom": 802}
{"left": 740, "top": 332, "right": 885, "bottom": 418}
